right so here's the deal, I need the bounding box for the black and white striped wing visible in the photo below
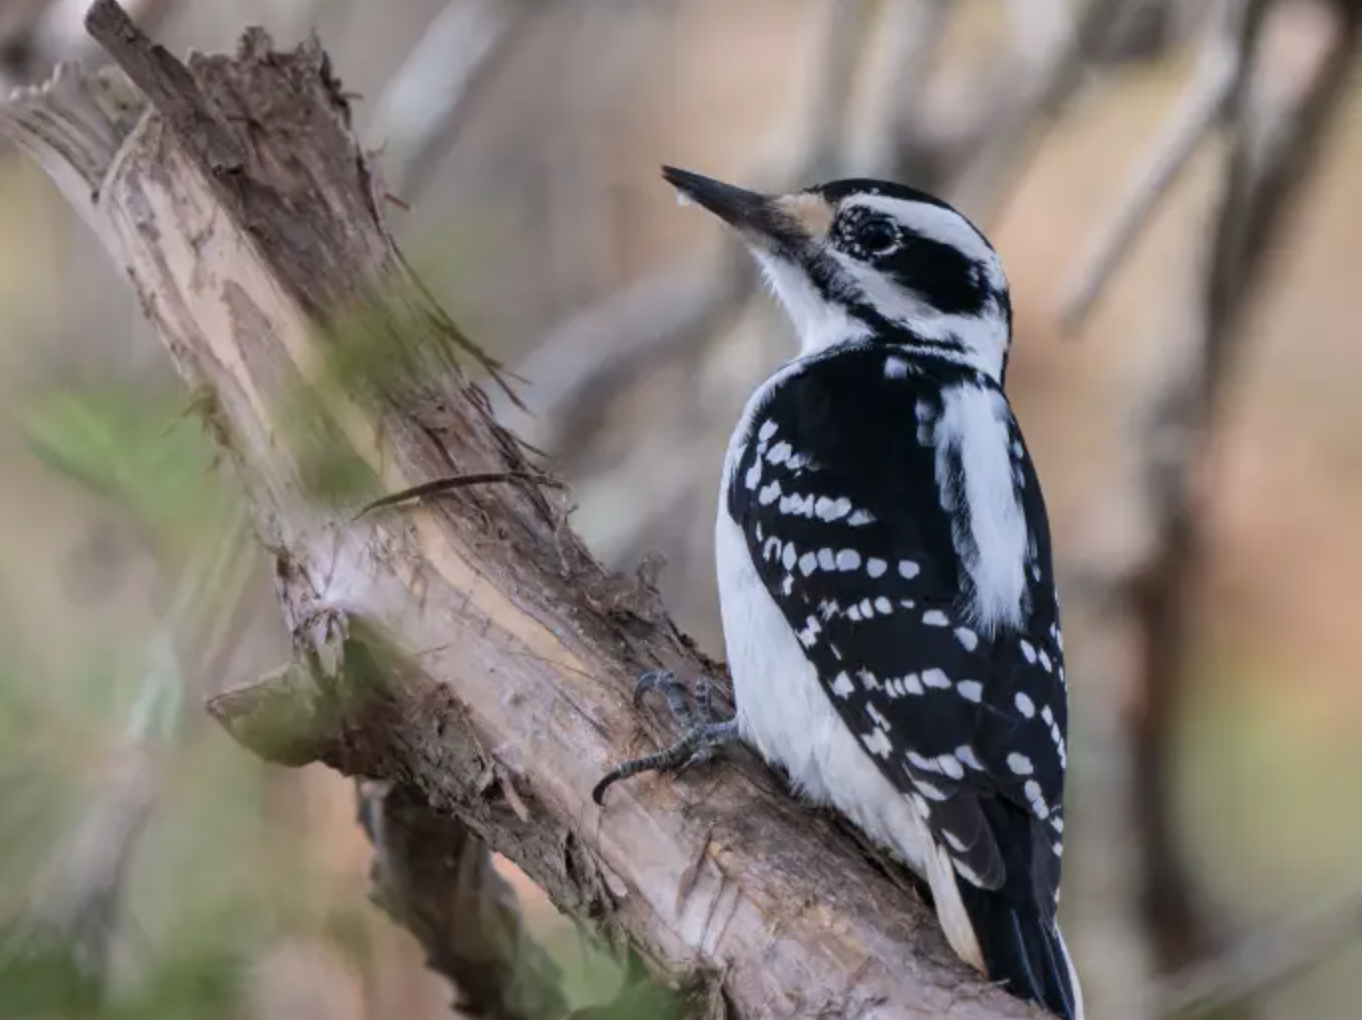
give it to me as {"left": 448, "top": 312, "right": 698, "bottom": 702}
{"left": 725, "top": 348, "right": 1069, "bottom": 914}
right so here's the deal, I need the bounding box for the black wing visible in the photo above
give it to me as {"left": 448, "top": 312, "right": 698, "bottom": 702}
{"left": 726, "top": 346, "right": 1069, "bottom": 920}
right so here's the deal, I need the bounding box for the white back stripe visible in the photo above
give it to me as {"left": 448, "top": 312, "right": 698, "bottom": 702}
{"left": 934, "top": 383, "right": 1030, "bottom": 633}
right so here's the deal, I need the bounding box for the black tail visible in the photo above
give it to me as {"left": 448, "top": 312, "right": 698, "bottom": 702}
{"left": 957, "top": 880, "right": 1080, "bottom": 1020}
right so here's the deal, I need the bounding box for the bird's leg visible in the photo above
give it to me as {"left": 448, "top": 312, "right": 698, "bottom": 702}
{"left": 592, "top": 670, "right": 739, "bottom": 804}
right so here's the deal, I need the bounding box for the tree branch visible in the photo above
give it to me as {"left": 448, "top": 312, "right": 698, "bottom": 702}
{"left": 0, "top": 3, "right": 1052, "bottom": 1017}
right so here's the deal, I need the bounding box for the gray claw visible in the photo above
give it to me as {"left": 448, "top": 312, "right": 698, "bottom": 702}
{"left": 593, "top": 672, "right": 738, "bottom": 805}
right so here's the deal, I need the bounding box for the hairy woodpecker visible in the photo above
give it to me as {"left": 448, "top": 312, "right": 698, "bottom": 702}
{"left": 593, "top": 166, "right": 1083, "bottom": 1020}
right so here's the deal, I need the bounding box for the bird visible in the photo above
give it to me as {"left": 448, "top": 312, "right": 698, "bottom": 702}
{"left": 592, "top": 165, "right": 1083, "bottom": 1020}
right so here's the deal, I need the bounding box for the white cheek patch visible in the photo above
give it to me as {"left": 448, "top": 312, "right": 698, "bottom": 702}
{"left": 753, "top": 250, "right": 869, "bottom": 355}
{"left": 844, "top": 195, "right": 1006, "bottom": 291}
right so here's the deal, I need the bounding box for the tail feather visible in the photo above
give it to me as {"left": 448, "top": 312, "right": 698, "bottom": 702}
{"left": 956, "top": 880, "right": 1083, "bottom": 1020}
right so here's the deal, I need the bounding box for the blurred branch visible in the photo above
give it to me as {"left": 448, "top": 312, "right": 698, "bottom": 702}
{"left": 1062, "top": 1, "right": 1362, "bottom": 1011}
{"left": 853, "top": 0, "right": 953, "bottom": 176}
{"left": 0, "top": 0, "right": 177, "bottom": 91}
{"left": 490, "top": 245, "right": 753, "bottom": 455}
{"left": 492, "top": 0, "right": 878, "bottom": 456}
{"left": 371, "top": 0, "right": 537, "bottom": 202}
{"left": 946, "top": 0, "right": 1119, "bottom": 220}
{"left": 1058, "top": 0, "right": 1255, "bottom": 331}
{"left": 358, "top": 780, "right": 567, "bottom": 1020}
{"left": 0, "top": 4, "right": 1053, "bottom": 1017}
{"left": 0, "top": 505, "right": 250, "bottom": 1009}
{"left": 1157, "top": 884, "right": 1362, "bottom": 1017}
{"left": 1130, "top": 0, "right": 1362, "bottom": 979}
{"left": 0, "top": 751, "right": 158, "bottom": 1013}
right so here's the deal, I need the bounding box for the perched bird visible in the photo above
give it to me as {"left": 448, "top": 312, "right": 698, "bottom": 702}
{"left": 593, "top": 166, "right": 1083, "bottom": 1020}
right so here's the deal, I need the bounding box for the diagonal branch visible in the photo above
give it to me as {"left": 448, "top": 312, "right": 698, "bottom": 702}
{"left": 1057, "top": 0, "right": 1257, "bottom": 331}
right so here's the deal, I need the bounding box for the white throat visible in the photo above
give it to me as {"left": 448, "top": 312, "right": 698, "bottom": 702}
{"left": 754, "top": 251, "right": 869, "bottom": 355}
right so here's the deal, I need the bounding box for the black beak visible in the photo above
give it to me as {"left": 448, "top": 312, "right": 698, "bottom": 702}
{"left": 661, "top": 165, "right": 796, "bottom": 246}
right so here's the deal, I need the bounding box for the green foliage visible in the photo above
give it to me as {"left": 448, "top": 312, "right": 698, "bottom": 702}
{"left": 18, "top": 383, "right": 235, "bottom": 554}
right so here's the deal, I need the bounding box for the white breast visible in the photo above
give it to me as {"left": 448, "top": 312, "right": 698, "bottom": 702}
{"left": 714, "top": 493, "right": 931, "bottom": 878}
{"left": 713, "top": 388, "right": 988, "bottom": 975}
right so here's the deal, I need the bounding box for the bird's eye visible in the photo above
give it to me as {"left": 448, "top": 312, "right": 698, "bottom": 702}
{"left": 855, "top": 218, "right": 899, "bottom": 255}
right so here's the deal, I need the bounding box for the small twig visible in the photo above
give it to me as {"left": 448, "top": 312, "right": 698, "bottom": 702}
{"left": 1058, "top": 0, "right": 1249, "bottom": 331}
{"left": 947, "top": 0, "right": 1127, "bottom": 221}
{"left": 492, "top": 246, "right": 754, "bottom": 452}
{"left": 370, "top": 0, "right": 535, "bottom": 201}
{"left": 795, "top": 0, "right": 879, "bottom": 179}
{"left": 356, "top": 470, "right": 565, "bottom": 519}
{"left": 498, "top": 0, "right": 882, "bottom": 454}
{"left": 851, "top": 0, "right": 954, "bottom": 177}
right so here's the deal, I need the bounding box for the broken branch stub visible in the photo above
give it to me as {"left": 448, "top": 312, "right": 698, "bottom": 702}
{"left": 0, "top": 2, "right": 1050, "bottom": 1017}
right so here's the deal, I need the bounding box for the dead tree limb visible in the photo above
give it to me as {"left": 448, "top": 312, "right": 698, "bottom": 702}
{"left": 0, "top": 3, "right": 1051, "bottom": 1017}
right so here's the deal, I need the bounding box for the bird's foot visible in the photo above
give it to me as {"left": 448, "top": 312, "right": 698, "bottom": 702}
{"left": 592, "top": 670, "right": 738, "bottom": 805}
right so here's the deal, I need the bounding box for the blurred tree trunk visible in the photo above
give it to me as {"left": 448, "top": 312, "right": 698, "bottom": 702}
{"left": 0, "top": 3, "right": 1052, "bottom": 1019}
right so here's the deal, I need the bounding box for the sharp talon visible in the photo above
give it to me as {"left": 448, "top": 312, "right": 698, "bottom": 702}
{"left": 632, "top": 669, "right": 676, "bottom": 706}
{"left": 592, "top": 770, "right": 621, "bottom": 805}
{"left": 594, "top": 673, "right": 738, "bottom": 806}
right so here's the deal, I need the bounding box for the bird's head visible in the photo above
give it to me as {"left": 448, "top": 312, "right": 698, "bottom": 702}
{"left": 664, "top": 165, "right": 1012, "bottom": 382}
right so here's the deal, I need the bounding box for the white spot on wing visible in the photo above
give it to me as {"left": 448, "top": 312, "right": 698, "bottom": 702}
{"left": 937, "top": 755, "right": 964, "bottom": 780}
{"left": 955, "top": 745, "right": 982, "bottom": 770}
{"left": 836, "top": 549, "right": 861, "bottom": 571}
{"left": 921, "top": 668, "right": 950, "bottom": 689}
{"left": 1007, "top": 752, "right": 1033, "bottom": 775}
{"left": 862, "top": 729, "right": 893, "bottom": 757}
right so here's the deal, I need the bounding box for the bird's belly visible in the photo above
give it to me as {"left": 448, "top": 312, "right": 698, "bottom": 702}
{"left": 714, "top": 512, "right": 931, "bottom": 878}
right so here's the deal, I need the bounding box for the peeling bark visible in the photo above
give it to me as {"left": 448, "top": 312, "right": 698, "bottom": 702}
{"left": 0, "top": 3, "right": 1051, "bottom": 1017}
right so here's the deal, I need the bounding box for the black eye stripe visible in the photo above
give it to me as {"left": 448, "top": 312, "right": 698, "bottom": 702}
{"left": 829, "top": 214, "right": 996, "bottom": 318}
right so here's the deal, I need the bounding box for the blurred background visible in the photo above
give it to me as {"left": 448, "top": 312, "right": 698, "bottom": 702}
{"left": 0, "top": 0, "right": 1360, "bottom": 1018}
